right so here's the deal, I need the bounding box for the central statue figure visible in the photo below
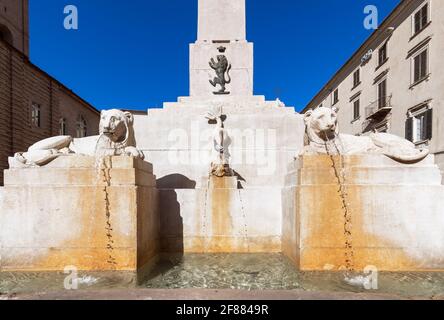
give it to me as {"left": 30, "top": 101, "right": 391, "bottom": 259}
{"left": 206, "top": 106, "right": 232, "bottom": 177}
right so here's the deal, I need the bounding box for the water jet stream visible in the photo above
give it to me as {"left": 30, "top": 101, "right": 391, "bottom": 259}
{"left": 323, "top": 133, "right": 355, "bottom": 274}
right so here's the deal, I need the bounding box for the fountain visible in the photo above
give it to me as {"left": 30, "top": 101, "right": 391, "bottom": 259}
{"left": 0, "top": 110, "right": 159, "bottom": 282}
{"left": 282, "top": 107, "right": 444, "bottom": 272}
{"left": 1, "top": 0, "right": 444, "bottom": 299}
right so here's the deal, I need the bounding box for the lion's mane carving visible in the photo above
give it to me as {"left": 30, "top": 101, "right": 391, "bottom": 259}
{"left": 303, "top": 107, "right": 429, "bottom": 163}
{"left": 11, "top": 109, "right": 144, "bottom": 168}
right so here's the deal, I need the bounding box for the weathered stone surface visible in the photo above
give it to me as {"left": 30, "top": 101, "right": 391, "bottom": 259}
{"left": 283, "top": 154, "right": 444, "bottom": 271}
{"left": 0, "top": 156, "right": 159, "bottom": 274}
{"left": 134, "top": 99, "right": 304, "bottom": 255}
{"left": 159, "top": 177, "right": 282, "bottom": 253}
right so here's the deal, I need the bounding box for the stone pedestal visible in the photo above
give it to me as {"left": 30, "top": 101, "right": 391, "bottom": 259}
{"left": 190, "top": 0, "right": 253, "bottom": 97}
{"left": 283, "top": 154, "right": 444, "bottom": 271}
{"left": 190, "top": 41, "right": 253, "bottom": 97}
{"left": 0, "top": 156, "right": 159, "bottom": 277}
{"left": 160, "top": 175, "right": 282, "bottom": 254}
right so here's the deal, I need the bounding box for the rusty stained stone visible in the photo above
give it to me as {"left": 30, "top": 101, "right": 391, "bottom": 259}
{"left": 3, "top": 186, "right": 137, "bottom": 272}
{"left": 183, "top": 177, "right": 282, "bottom": 254}
{"left": 1, "top": 159, "right": 159, "bottom": 273}
{"left": 297, "top": 155, "right": 422, "bottom": 272}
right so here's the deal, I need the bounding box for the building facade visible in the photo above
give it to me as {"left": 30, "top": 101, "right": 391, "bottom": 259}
{"left": 0, "top": 1, "right": 100, "bottom": 185}
{"left": 302, "top": 0, "right": 444, "bottom": 178}
{"left": 0, "top": 0, "right": 29, "bottom": 56}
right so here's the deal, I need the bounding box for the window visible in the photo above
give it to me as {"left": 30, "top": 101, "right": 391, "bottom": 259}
{"left": 76, "top": 115, "right": 87, "bottom": 138}
{"left": 353, "top": 69, "right": 360, "bottom": 88}
{"left": 377, "top": 78, "right": 387, "bottom": 109}
{"left": 353, "top": 99, "right": 360, "bottom": 120}
{"left": 378, "top": 42, "right": 388, "bottom": 66}
{"left": 31, "top": 103, "right": 41, "bottom": 127}
{"left": 406, "top": 107, "right": 433, "bottom": 143}
{"left": 332, "top": 89, "right": 339, "bottom": 105}
{"left": 0, "top": 24, "right": 13, "bottom": 46}
{"left": 412, "top": 48, "right": 428, "bottom": 84}
{"left": 59, "top": 118, "right": 67, "bottom": 136}
{"left": 413, "top": 3, "right": 429, "bottom": 35}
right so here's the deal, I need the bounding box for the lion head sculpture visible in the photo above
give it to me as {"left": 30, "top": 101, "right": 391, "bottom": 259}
{"left": 74, "top": 109, "right": 142, "bottom": 159}
{"left": 304, "top": 106, "right": 340, "bottom": 145}
{"left": 98, "top": 109, "right": 136, "bottom": 147}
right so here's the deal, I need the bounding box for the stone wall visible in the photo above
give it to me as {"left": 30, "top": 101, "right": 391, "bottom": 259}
{"left": 0, "top": 39, "right": 100, "bottom": 185}
{"left": 133, "top": 96, "right": 306, "bottom": 254}
{"left": 283, "top": 154, "right": 444, "bottom": 271}
{"left": 0, "top": 156, "right": 159, "bottom": 277}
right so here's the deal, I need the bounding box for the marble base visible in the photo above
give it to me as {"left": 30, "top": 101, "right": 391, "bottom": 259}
{"left": 283, "top": 154, "right": 444, "bottom": 271}
{"left": 0, "top": 156, "right": 159, "bottom": 276}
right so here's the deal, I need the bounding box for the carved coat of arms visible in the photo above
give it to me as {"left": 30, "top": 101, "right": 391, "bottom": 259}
{"left": 209, "top": 47, "right": 231, "bottom": 94}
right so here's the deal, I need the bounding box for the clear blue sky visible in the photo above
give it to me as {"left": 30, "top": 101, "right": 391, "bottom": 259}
{"left": 29, "top": 0, "right": 399, "bottom": 112}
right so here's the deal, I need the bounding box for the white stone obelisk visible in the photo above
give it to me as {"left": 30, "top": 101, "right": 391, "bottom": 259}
{"left": 190, "top": 0, "right": 254, "bottom": 97}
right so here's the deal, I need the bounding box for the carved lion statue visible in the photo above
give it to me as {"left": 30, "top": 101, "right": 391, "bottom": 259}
{"left": 11, "top": 109, "right": 144, "bottom": 168}
{"left": 303, "top": 106, "right": 429, "bottom": 163}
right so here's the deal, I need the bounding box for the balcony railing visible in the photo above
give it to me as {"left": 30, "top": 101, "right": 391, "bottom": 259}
{"left": 365, "top": 95, "right": 393, "bottom": 120}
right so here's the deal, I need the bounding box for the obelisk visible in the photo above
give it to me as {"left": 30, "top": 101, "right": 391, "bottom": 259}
{"left": 190, "top": 0, "right": 254, "bottom": 97}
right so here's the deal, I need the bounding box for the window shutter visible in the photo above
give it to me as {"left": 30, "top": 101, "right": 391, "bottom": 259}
{"left": 414, "top": 55, "right": 420, "bottom": 82}
{"left": 422, "top": 5, "right": 428, "bottom": 27}
{"left": 425, "top": 108, "right": 433, "bottom": 140}
{"left": 421, "top": 50, "right": 428, "bottom": 78}
{"left": 405, "top": 117, "right": 413, "bottom": 142}
{"left": 414, "top": 11, "right": 421, "bottom": 33}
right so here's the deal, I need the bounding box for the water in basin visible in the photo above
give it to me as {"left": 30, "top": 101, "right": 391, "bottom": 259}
{"left": 1, "top": 254, "right": 444, "bottom": 298}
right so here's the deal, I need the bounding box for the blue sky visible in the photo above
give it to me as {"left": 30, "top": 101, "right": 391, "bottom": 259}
{"left": 29, "top": 0, "right": 399, "bottom": 112}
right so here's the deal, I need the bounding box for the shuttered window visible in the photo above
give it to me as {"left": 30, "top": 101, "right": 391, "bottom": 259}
{"left": 413, "top": 49, "right": 428, "bottom": 84}
{"left": 332, "top": 89, "right": 339, "bottom": 105}
{"left": 353, "top": 69, "right": 360, "bottom": 88}
{"left": 353, "top": 99, "right": 360, "bottom": 120}
{"left": 378, "top": 43, "right": 388, "bottom": 66}
{"left": 414, "top": 4, "right": 429, "bottom": 35}
{"left": 406, "top": 108, "right": 432, "bottom": 143}
{"left": 31, "top": 103, "right": 41, "bottom": 128}
{"left": 378, "top": 79, "right": 387, "bottom": 109}
{"left": 59, "top": 118, "right": 67, "bottom": 136}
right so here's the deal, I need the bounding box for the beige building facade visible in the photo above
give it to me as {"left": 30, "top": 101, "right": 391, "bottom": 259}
{"left": 303, "top": 0, "right": 444, "bottom": 178}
